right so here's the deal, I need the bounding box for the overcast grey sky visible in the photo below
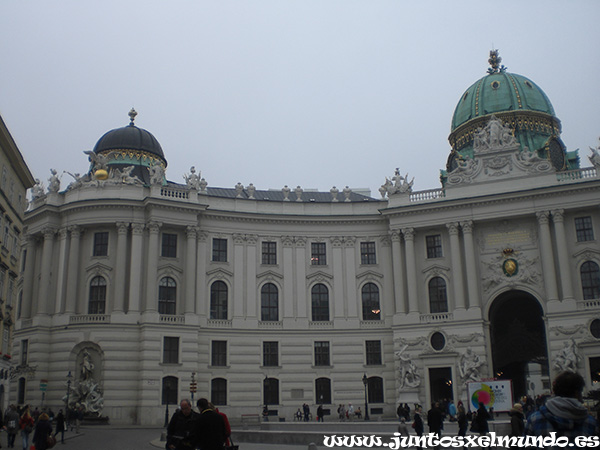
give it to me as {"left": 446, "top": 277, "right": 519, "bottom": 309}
{"left": 1, "top": 1, "right": 599, "bottom": 196}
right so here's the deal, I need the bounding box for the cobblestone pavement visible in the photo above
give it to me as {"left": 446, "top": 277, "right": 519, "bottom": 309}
{"left": 5, "top": 426, "right": 318, "bottom": 450}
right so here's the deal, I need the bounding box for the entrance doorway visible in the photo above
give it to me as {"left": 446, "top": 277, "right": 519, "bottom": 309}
{"left": 489, "top": 290, "right": 549, "bottom": 400}
{"left": 429, "top": 367, "right": 453, "bottom": 403}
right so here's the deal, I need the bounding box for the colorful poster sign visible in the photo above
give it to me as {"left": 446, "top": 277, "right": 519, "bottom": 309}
{"left": 466, "top": 380, "right": 513, "bottom": 412}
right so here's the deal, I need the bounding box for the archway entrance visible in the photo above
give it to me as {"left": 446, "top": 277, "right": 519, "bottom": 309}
{"left": 489, "top": 290, "right": 549, "bottom": 400}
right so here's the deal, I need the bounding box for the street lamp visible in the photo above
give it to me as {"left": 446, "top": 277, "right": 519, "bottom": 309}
{"left": 65, "top": 371, "right": 73, "bottom": 428}
{"left": 362, "top": 373, "right": 370, "bottom": 421}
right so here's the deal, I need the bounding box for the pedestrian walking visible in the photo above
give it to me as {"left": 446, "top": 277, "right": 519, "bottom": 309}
{"left": 509, "top": 403, "right": 524, "bottom": 437}
{"left": 166, "top": 399, "right": 199, "bottom": 450}
{"left": 5, "top": 405, "right": 19, "bottom": 448}
{"left": 55, "top": 409, "right": 66, "bottom": 444}
{"left": 195, "top": 398, "right": 226, "bottom": 450}
{"left": 19, "top": 408, "right": 34, "bottom": 450}
{"left": 32, "top": 413, "right": 53, "bottom": 450}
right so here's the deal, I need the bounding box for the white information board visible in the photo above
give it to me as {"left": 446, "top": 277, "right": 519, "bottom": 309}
{"left": 466, "top": 380, "right": 513, "bottom": 412}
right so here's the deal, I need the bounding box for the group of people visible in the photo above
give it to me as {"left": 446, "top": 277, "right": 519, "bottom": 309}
{"left": 0, "top": 404, "right": 69, "bottom": 450}
{"left": 166, "top": 398, "right": 231, "bottom": 450}
{"left": 395, "top": 371, "right": 598, "bottom": 445}
{"left": 336, "top": 403, "right": 361, "bottom": 421}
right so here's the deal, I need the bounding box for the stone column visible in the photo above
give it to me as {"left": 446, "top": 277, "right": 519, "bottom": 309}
{"left": 233, "top": 234, "right": 245, "bottom": 320}
{"left": 447, "top": 222, "right": 466, "bottom": 310}
{"left": 536, "top": 211, "right": 559, "bottom": 302}
{"left": 282, "top": 236, "right": 295, "bottom": 319}
{"left": 196, "top": 232, "right": 207, "bottom": 316}
{"left": 185, "top": 226, "right": 198, "bottom": 314}
{"left": 245, "top": 235, "right": 258, "bottom": 318}
{"left": 402, "top": 228, "right": 419, "bottom": 313}
{"left": 113, "top": 222, "right": 129, "bottom": 312}
{"left": 37, "top": 227, "right": 56, "bottom": 315}
{"left": 54, "top": 228, "right": 69, "bottom": 314}
{"left": 294, "top": 238, "right": 307, "bottom": 319}
{"left": 331, "top": 237, "right": 344, "bottom": 319}
{"left": 460, "top": 221, "right": 479, "bottom": 309}
{"left": 344, "top": 237, "right": 358, "bottom": 318}
{"left": 128, "top": 223, "right": 145, "bottom": 312}
{"left": 551, "top": 210, "right": 574, "bottom": 301}
{"left": 390, "top": 230, "right": 406, "bottom": 314}
{"left": 65, "top": 226, "right": 81, "bottom": 314}
{"left": 145, "top": 222, "right": 161, "bottom": 312}
{"left": 21, "top": 235, "right": 37, "bottom": 319}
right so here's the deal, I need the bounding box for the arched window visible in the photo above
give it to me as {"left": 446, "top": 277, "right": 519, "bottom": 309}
{"left": 89, "top": 276, "right": 106, "bottom": 314}
{"left": 428, "top": 277, "right": 448, "bottom": 313}
{"left": 315, "top": 377, "right": 331, "bottom": 404}
{"left": 210, "top": 281, "right": 228, "bottom": 320}
{"left": 311, "top": 284, "right": 329, "bottom": 321}
{"left": 211, "top": 378, "right": 227, "bottom": 406}
{"left": 263, "top": 377, "right": 279, "bottom": 405}
{"left": 367, "top": 376, "right": 384, "bottom": 404}
{"left": 581, "top": 261, "right": 600, "bottom": 300}
{"left": 261, "top": 283, "right": 279, "bottom": 321}
{"left": 158, "top": 277, "right": 177, "bottom": 315}
{"left": 162, "top": 376, "right": 178, "bottom": 405}
{"left": 362, "top": 283, "right": 381, "bottom": 320}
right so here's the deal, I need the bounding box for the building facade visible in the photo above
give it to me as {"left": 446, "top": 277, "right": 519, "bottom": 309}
{"left": 0, "top": 114, "right": 35, "bottom": 409}
{"left": 12, "top": 53, "right": 600, "bottom": 424}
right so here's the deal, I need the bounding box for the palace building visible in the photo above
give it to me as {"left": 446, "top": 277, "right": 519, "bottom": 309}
{"left": 12, "top": 51, "right": 600, "bottom": 424}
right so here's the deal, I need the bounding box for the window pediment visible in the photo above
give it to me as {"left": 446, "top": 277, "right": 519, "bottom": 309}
{"left": 306, "top": 271, "right": 333, "bottom": 281}
{"left": 257, "top": 270, "right": 283, "bottom": 280}
{"left": 356, "top": 270, "right": 383, "bottom": 281}
{"left": 158, "top": 263, "right": 183, "bottom": 275}
{"left": 85, "top": 262, "right": 113, "bottom": 275}
{"left": 206, "top": 267, "right": 234, "bottom": 278}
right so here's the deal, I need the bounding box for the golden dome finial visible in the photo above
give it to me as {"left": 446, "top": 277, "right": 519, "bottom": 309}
{"left": 128, "top": 108, "right": 138, "bottom": 126}
{"left": 487, "top": 49, "right": 506, "bottom": 74}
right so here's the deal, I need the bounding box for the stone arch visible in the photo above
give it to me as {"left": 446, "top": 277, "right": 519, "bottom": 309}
{"left": 488, "top": 290, "right": 549, "bottom": 400}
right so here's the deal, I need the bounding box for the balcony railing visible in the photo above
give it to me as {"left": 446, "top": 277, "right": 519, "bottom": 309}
{"left": 419, "top": 312, "right": 453, "bottom": 323}
{"left": 577, "top": 299, "right": 600, "bottom": 310}
{"left": 159, "top": 314, "right": 185, "bottom": 324}
{"left": 207, "top": 319, "right": 232, "bottom": 328}
{"left": 69, "top": 314, "right": 111, "bottom": 324}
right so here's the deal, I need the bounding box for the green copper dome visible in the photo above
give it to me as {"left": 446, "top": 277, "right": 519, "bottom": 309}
{"left": 451, "top": 72, "right": 555, "bottom": 131}
{"left": 445, "top": 50, "right": 578, "bottom": 175}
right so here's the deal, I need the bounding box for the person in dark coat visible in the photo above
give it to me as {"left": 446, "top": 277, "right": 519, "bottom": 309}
{"left": 195, "top": 398, "right": 226, "bottom": 450}
{"left": 427, "top": 402, "right": 444, "bottom": 435}
{"left": 509, "top": 403, "right": 525, "bottom": 437}
{"left": 474, "top": 402, "right": 490, "bottom": 435}
{"left": 55, "top": 409, "right": 66, "bottom": 444}
{"left": 456, "top": 401, "right": 468, "bottom": 436}
{"left": 413, "top": 407, "right": 424, "bottom": 450}
{"left": 166, "top": 399, "right": 199, "bottom": 450}
{"left": 32, "top": 412, "right": 53, "bottom": 450}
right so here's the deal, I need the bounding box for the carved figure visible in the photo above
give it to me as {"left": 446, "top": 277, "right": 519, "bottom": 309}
{"left": 553, "top": 339, "right": 580, "bottom": 373}
{"left": 48, "top": 169, "right": 61, "bottom": 193}
{"left": 589, "top": 141, "right": 600, "bottom": 171}
{"left": 31, "top": 179, "right": 45, "bottom": 199}
{"left": 83, "top": 150, "right": 109, "bottom": 171}
{"left": 184, "top": 166, "right": 201, "bottom": 189}
{"left": 473, "top": 116, "right": 517, "bottom": 151}
{"left": 80, "top": 350, "right": 94, "bottom": 381}
{"left": 395, "top": 345, "right": 421, "bottom": 389}
{"left": 459, "top": 347, "right": 483, "bottom": 382}
{"left": 149, "top": 161, "right": 165, "bottom": 185}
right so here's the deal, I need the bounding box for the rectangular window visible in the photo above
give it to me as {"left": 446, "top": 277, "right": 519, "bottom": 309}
{"left": 311, "top": 242, "right": 327, "bottom": 265}
{"left": 212, "top": 238, "right": 228, "bottom": 262}
{"left": 426, "top": 234, "right": 443, "bottom": 258}
{"left": 211, "top": 340, "right": 227, "bottom": 366}
{"left": 360, "top": 242, "right": 377, "bottom": 265}
{"left": 163, "top": 337, "right": 179, "bottom": 364}
{"left": 21, "top": 339, "right": 28, "bottom": 366}
{"left": 262, "top": 241, "right": 277, "bottom": 265}
{"left": 366, "top": 340, "right": 382, "bottom": 366}
{"left": 93, "top": 232, "right": 109, "bottom": 256}
{"left": 161, "top": 233, "right": 178, "bottom": 258}
{"left": 314, "top": 341, "right": 330, "bottom": 366}
{"left": 263, "top": 341, "right": 279, "bottom": 367}
{"left": 575, "top": 216, "right": 595, "bottom": 242}
{"left": 7, "top": 277, "right": 14, "bottom": 306}
{"left": 0, "top": 270, "right": 5, "bottom": 301}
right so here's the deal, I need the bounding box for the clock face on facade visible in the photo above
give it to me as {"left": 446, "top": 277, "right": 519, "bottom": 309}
{"left": 548, "top": 138, "right": 566, "bottom": 170}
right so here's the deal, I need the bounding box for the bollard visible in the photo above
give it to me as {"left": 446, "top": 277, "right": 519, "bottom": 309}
{"left": 308, "top": 443, "right": 318, "bottom": 450}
